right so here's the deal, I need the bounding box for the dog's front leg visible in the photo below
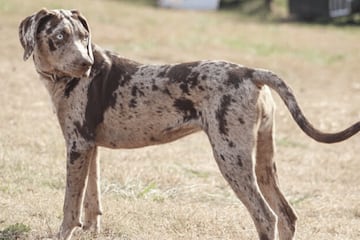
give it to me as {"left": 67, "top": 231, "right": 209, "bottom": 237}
{"left": 58, "top": 142, "right": 95, "bottom": 240}
{"left": 83, "top": 147, "right": 102, "bottom": 233}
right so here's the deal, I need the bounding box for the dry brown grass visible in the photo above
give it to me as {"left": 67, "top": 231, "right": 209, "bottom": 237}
{"left": 0, "top": 0, "right": 360, "bottom": 239}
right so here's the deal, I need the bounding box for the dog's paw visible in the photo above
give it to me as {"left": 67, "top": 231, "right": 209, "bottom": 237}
{"left": 57, "top": 221, "right": 82, "bottom": 240}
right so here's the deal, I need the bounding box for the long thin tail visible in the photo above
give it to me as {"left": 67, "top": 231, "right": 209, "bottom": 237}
{"left": 252, "top": 69, "right": 360, "bottom": 143}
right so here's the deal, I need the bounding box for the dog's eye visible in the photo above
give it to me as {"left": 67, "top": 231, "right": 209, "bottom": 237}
{"left": 56, "top": 34, "right": 64, "bottom": 40}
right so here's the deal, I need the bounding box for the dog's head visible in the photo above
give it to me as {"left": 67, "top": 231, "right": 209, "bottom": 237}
{"left": 19, "top": 9, "right": 94, "bottom": 78}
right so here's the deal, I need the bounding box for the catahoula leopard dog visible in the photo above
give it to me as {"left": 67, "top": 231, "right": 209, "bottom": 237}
{"left": 19, "top": 9, "right": 360, "bottom": 240}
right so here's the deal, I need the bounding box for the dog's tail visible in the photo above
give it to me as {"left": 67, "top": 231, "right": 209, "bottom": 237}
{"left": 252, "top": 69, "right": 360, "bottom": 143}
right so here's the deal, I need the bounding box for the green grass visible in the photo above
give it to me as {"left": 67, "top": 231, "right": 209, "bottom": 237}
{"left": 0, "top": 223, "right": 31, "bottom": 240}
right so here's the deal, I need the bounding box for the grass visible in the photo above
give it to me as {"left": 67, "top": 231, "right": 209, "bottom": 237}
{"left": 0, "top": 0, "right": 360, "bottom": 239}
{"left": 0, "top": 223, "right": 31, "bottom": 240}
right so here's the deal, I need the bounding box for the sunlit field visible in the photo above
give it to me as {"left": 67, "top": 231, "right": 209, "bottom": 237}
{"left": 0, "top": 0, "right": 359, "bottom": 239}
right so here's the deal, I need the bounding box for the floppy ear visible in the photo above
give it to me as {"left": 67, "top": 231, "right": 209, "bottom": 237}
{"left": 19, "top": 8, "right": 51, "bottom": 61}
{"left": 71, "top": 10, "right": 94, "bottom": 62}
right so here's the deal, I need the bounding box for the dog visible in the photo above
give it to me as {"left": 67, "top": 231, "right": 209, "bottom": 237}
{"left": 19, "top": 9, "right": 360, "bottom": 240}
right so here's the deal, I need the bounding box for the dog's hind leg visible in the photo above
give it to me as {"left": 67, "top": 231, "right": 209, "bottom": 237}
{"left": 82, "top": 147, "right": 102, "bottom": 233}
{"left": 207, "top": 123, "right": 277, "bottom": 239}
{"left": 255, "top": 89, "right": 297, "bottom": 240}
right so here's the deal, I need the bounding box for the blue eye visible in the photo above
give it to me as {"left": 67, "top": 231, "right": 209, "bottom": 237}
{"left": 56, "top": 34, "right": 64, "bottom": 40}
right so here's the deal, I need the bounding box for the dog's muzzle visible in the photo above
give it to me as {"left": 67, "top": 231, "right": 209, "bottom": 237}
{"left": 78, "top": 57, "right": 93, "bottom": 78}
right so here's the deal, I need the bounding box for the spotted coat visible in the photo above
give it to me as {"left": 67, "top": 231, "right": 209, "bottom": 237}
{"left": 19, "top": 8, "right": 360, "bottom": 240}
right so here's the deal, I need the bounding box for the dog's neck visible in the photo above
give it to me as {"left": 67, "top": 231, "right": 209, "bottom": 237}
{"left": 36, "top": 67, "right": 82, "bottom": 115}
{"left": 36, "top": 69, "right": 73, "bottom": 82}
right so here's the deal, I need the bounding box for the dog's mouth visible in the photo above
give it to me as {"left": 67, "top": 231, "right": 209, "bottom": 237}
{"left": 80, "top": 65, "right": 92, "bottom": 78}
{"left": 78, "top": 58, "right": 94, "bottom": 78}
{"left": 63, "top": 64, "right": 92, "bottom": 78}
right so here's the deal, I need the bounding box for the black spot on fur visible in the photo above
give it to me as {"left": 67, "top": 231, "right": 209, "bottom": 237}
{"left": 48, "top": 39, "right": 56, "bottom": 51}
{"left": 179, "top": 83, "right": 189, "bottom": 94}
{"left": 76, "top": 49, "right": 139, "bottom": 141}
{"left": 157, "top": 71, "right": 165, "bottom": 78}
{"left": 157, "top": 65, "right": 170, "bottom": 78}
{"left": 224, "top": 173, "right": 233, "bottom": 182}
{"left": 228, "top": 141, "right": 235, "bottom": 148}
{"left": 152, "top": 84, "right": 159, "bottom": 91}
{"left": 162, "top": 88, "right": 172, "bottom": 97}
{"left": 237, "top": 155, "right": 243, "bottom": 167}
{"left": 216, "top": 95, "right": 232, "bottom": 135}
{"left": 36, "top": 14, "right": 56, "bottom": 35}
{"left": 244, "top": 68, "right": 255, "bottom": 79}
{"left": 64, "top": 78, "right": 80, "bottom": 98}
{"left": 227, "top": 71, "right": 242, "bottom": 88}
{"left": 173, "top": 98, "right": 198, "bottom": 122}
{"left": 23, "top": 16, "right": 34, "bottom": 36}
{"left": 129, "top": 99, "right": 137, "bottom": 108}
{"left": 74, "top": 121, "right": 92, "bottom": 141}
{"left": 167, "top": 62, "right": 198, "bottom": 82}
{"left": 69, "top": 141, "right": 81, "bottom": 164}
{"left": 167, "top": 62, "right": 200, "bottom": 94}
{"left": 227, "top": 68, "right": 254, "bottom": 89}
{"left": 187, "top": 71, "right": 200, "bottom": 87}
{"left": 46, "top": 15, "right": 62, "bottom": 35}
{"left": 260, "top": 233, "right": 270, "bottom": 240}
{"left": 131, "top": 86, "right": 145, "bottom": 97}
{"left": 238, "top": 117, "right": 245, "bottom": 124}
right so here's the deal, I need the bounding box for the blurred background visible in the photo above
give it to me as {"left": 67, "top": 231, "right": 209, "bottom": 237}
{"left": 140, "top": 0, "right": 360, "bottom": 23}
{"left": 0, "top": 0, "right": 359, "bottom": 239}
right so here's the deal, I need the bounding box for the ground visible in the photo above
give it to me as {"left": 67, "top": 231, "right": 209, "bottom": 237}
{"left": 0, "top": 0, "right": 359, "bottom": 239}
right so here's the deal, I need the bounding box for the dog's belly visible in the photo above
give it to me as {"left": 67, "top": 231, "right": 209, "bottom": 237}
{"left": 94, "top": 106, "right": 202, "bottom": 149}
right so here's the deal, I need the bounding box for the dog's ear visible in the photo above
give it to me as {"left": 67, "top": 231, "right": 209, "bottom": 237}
{"left": 71, "top": 10, "right": 94, "bottom": 63}
{"left": 71, "top": 10, "right": 90, "bottom": 32}
{"left": 19, "top": 8, "right": 52, "bottom": 61}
